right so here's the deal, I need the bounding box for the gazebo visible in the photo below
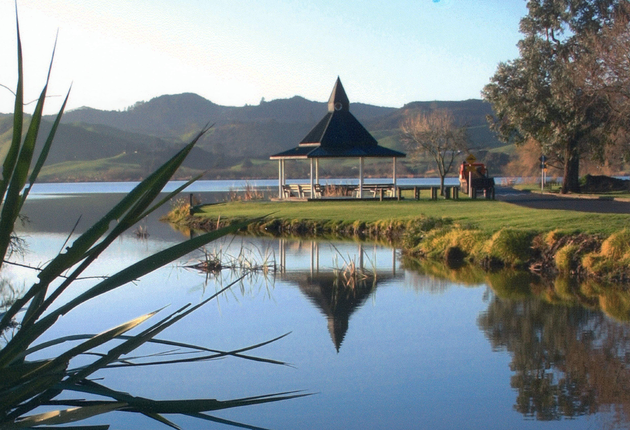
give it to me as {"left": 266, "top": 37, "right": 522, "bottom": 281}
{"left": 270, "top": 78, "right": 406, "bottom": 199}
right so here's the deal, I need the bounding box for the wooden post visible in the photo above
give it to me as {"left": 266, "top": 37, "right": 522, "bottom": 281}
{"left": 431, "top": 187, "right": 438, "bottom": 200}
{"left": 414, "top": 186, "right": 420, "bottom": 200}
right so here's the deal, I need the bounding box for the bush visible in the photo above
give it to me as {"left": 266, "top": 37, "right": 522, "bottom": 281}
{"left": 417, "top": 227, "right": 487, "bottom": 261}
{"left": 600, "top": 229, "right": 630, "bottom": 261}
{"left": 581, "top": 230, "right": 630, "bottom": 280}
{"left": 555, "top": 244, "right": 580, "bottom": 273}
{"left": 486, "top": 228, "right": 536, "bottom": 267}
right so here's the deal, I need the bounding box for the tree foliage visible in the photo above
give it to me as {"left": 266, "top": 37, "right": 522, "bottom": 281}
{"left": 399, "top": 109, "right": 469, "bottom": 193}
{"left": 573, "top": 1, "right": 630, "bottom": 156}
{"left": 483, "top": 0, "right": 620, "bottom": 194}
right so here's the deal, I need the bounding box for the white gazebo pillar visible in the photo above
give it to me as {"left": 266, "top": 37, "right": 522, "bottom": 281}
{"left": 359, "top": 157, "right": 364, "bottom": 198}
{"left": 278, "top": 160, "right": 283, "bottom": 198}
{"left": 393, "top": 157, "right": 397, "bottom": 195}
{"left": 279, "top": 159, "right": 287, "bottom": 199}
{"left": 315, "top": 158, "right": 319, "bottom": 186}
{"left": 310, "top": 158, "right": 314, "bottom": 198}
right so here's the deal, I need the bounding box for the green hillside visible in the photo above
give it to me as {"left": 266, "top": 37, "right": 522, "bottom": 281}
{"left": 18, "top": 94, "right": 511, "bottom": 181}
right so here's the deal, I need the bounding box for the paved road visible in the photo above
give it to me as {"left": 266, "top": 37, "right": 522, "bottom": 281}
{"left": 494, "top": 186, "right": 630, "bottom": 214}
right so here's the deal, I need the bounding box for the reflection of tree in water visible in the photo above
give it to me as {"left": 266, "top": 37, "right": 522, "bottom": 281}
{"left": 478, "top": 296, "right": 630, "bottom": 425}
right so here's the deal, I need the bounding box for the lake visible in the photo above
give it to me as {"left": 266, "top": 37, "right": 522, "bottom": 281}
{"left": 6, "top": 182, "right": 630, "bottom": 429}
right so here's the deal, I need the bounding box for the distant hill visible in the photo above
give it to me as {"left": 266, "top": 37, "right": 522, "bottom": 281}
{"left": 22, "top": 93, "right": 507, "bottom": 181}
{"left": 59, "top": 94, "right": 397, "bottom": 139}
{"left": 0, "top": 114, "right": 218, "bottom": 182}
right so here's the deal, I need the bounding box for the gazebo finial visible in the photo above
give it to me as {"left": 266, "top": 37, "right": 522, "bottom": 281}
{"left": 327, "top": 77, "right": 350, "bottom": 113}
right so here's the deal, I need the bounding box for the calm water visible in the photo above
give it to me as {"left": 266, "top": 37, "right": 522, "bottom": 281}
{"left": 7, "top": 183, "right": 630, "bottom": 429}
{"left": 26, "top": 178, "right": 461, "bottom": 196}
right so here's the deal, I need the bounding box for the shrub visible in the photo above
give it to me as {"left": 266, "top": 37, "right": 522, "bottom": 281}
{"left": 416, "top": 227, "right": 487, "bottom": 261}
{"left": 581, "top": 230, "right": 630, "bottom": 280}
{"left": 544, "top": 230, "right": 564, "bottom": 248}
{"left": 555, "top": 244, "right": 580, "bottom": 273}
{"left": 486, "top": 228, "right": 536, "bottom": 267}
{"left": 599, "top": 229, "right": 630, "bottom": 261}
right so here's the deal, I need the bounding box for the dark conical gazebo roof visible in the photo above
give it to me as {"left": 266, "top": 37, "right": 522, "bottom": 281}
{"left": 270, "top": 78, "right": 406, "bottom": 159}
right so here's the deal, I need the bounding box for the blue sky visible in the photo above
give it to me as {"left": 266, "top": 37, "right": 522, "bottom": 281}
{"left": 0, "top": 0, "right": 528, "bottom": 114}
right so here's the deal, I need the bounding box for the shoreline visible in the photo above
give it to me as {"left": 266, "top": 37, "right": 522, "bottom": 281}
{"left": 165, "top": 205, "right": 630, "bottom": 287}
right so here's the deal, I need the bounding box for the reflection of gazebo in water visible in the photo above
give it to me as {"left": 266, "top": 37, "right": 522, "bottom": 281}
{"left": 270, "top": 78, "right": 406, "bottom": 199}
{"left": 278, "top": 240, "right": 401, "bottom": 352}
{"left": 284, "top": 272, "right": 377, "bottom": 352}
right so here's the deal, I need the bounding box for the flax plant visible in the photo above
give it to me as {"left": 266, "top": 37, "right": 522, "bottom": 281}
{"left": 0, "top": 13, "right": 302, "bottom": 430}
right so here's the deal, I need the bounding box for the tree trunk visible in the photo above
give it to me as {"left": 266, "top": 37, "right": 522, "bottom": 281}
{"left": 439, "top": 175, "right": 445, "bottom": 196}
{"left": 561, "top": 139, "right": 581, "bottom": 194}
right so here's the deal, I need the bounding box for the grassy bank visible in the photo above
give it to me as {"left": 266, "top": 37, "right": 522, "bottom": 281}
{"left": 164, "top": 199, "right": 630, "bottom": 283}
{"left": 182, "top": 198, "right": 630, "bottom": 235}
{"left": 164, "top": 198, "right": 630, "bottom": 284}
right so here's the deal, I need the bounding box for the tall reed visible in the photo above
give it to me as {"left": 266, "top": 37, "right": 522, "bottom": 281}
{"left": 0, "top": 11, "right": 302, "bottom": 429}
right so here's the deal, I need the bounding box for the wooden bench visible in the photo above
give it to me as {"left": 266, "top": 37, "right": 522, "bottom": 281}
{"left": 363, "top": 185, "right": 396, "bottom": 200}
{"left": 283, "top": 184, "right": 322, "bottom": 199}
{"left": 396, "top": 185, "right": 460, "bottom": 200}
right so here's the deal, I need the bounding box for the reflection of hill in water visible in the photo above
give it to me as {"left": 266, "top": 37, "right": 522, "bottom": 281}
{"left": 282, "top": 271, "right": 399, "bottom": 351}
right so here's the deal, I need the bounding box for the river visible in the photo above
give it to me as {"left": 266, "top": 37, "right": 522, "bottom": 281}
{"left": 6, "top": 182, "right": 630, "bottom": 430}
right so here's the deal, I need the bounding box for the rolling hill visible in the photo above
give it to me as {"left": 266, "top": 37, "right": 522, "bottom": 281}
{"left": 2, "top": 93, "right": 508, "bottom": 181}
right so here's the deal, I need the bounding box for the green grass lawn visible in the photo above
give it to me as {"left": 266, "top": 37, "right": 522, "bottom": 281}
{"left": 197, "top": 197, "right": 630, "bottom": 235}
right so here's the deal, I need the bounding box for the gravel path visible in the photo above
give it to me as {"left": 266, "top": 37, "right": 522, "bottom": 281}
{"left": 494, "top": 187, "right": 630, "bottom": 214}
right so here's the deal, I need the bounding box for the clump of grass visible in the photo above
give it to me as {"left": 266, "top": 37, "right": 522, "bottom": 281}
{"left": 162, "top": 197, "right": 193, "bottom": 224}
{"left": 581, "top": 229, "right": 630, "bottom": 280}
{"left": 413, "top": 226, "right": 487, "bottom": 262}
{"left": 227, "top": 183, "right": 265, "bottom": 201}
{"left": 331, "top": 245, "right": 375, "bottom": 291}
{"left": 555, "top": 244, "right": 580, "bottom": 273}
{"left": 322, "top": 184, "right": 353, "bottom": 197}
{"left": 401, "top": 216, "right": 453, "bottom": 250}
{"left": 486, "top": 228, "right": 537, "bottom": 267}
{"left": 544, "top": 230, "right": 565, "bottom": 248}
{"left": 599, "top": 229, "right": 630, "bottom": 261}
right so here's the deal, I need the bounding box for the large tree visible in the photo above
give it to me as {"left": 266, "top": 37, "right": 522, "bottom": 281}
{"left": 400, "top": 109, "right": 469, "bottom": 195}
{"left": 483, "top": 0, "right": 619, "bottom": 193}
{"left": 574, "top": 1, "right": 630, "bottom": 154}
